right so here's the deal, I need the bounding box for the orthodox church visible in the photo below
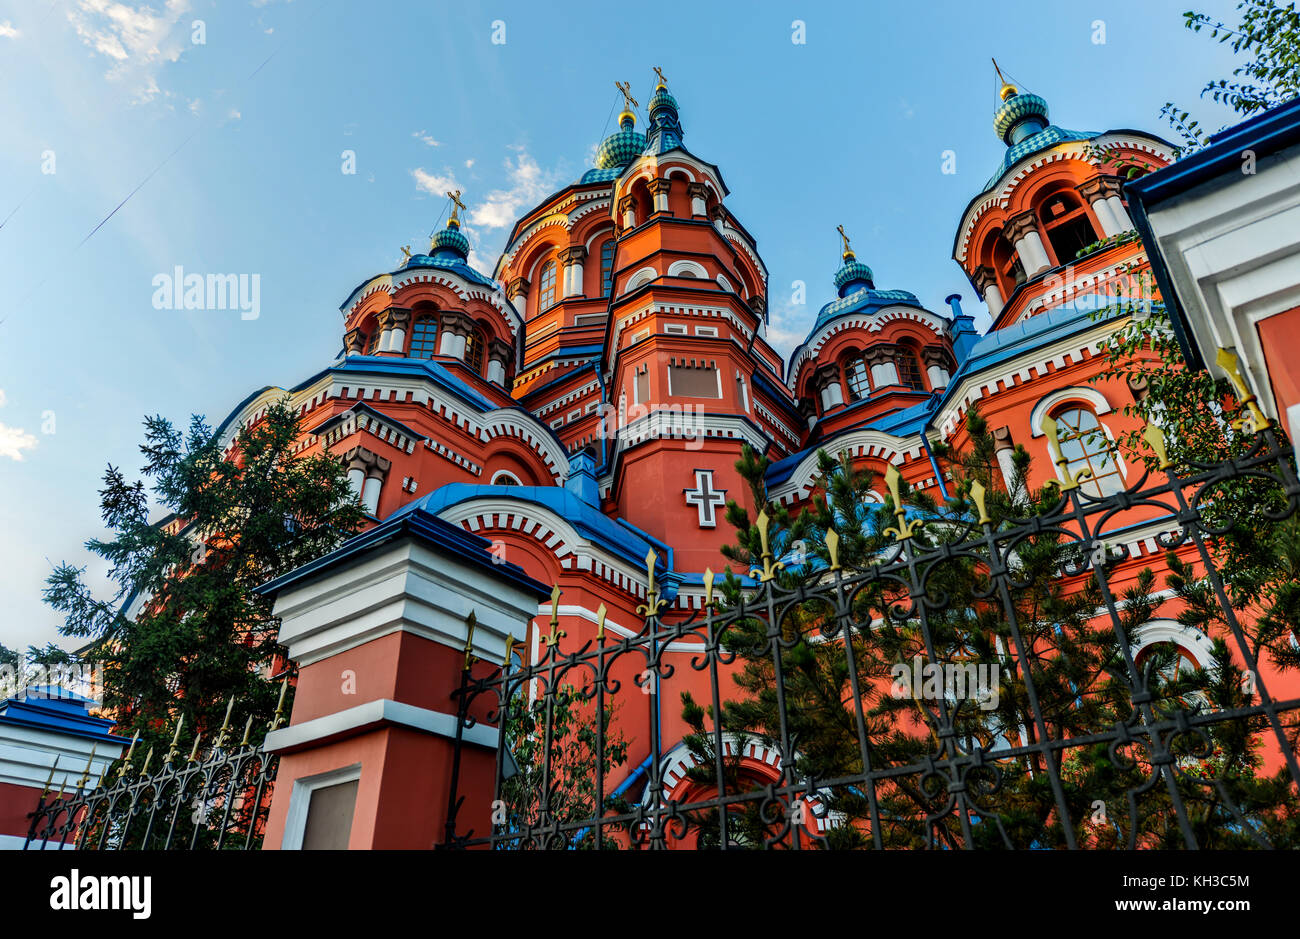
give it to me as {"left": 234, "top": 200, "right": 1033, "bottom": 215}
{"left": 214, "top": 69, "right": 1197, "bottom": 832}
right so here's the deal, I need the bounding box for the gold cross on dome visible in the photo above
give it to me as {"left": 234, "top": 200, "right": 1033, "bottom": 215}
{"left": 837, "top": 224, "right": 852, "bottom": 255}
{"left": 615, "top": 80, "right": 638, "bottom": 111}
{"left": 446, "top": 189, "right": 465, "bottom": 224}
{"left": 653, "top": 66, "right": 668, "bottom": 87}
{"left": 400, "top": 245, "right": 412, "bottom": 261}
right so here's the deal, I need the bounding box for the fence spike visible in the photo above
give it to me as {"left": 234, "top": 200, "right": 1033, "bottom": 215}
{"left": 239, "top": 714, "right": 254, "bottom": 749}
{"left": 826, "top": 529, "right": 841, "bottom": 571}
{"left": 188, "top": 733, "right": 203, "bottom": 763}
{"left": 1142, "top": 420, "right": 1173, "bottom": 469}
{"left": 75, "top": 744, "right": 97, "bottom": 790}
{"left": 883, "top": 465, "right": 925, "bottom": 542}
{"left": 464, "top": 610, "right": 478, "bottom": 671}
{"left": 546, "top": 584, "right": 566, "bottom": 647}
{"left": 969, "top": 480, "right": 992, "bottom": 526}
{"left": 637, "top": 549, "right": 669, "bottom": 616}
{"left": 165, "top": 713, "right": 185, "bottom": 764}
{"left": 504, "top": 634, "right": 516, "bottom": 667}
{"left": 269, "top": 677, "right": 289, "bottom": 732}
{"left": 139, "top": 746, "right": 154, "bottom": 777}
{"left": 41, "top": 755, "right": 60, "bottom": 796}
{"left": 1041, "top": 415, "right": 1092, "bottom": 492}
{"left": 747, "top": 509, "right": 786, "bottom": 582}
{"left": 116, "top": 731, "right": 139, "bottom": 779}
{"left": 703, "top": 567, "right": 716, "bottom": 607}
{"left": 596, "top": 603, "right": 607, "bottom": 640}
{"left": 214, "top": 696, "right": 235, "bottom": 749}
{"left": 1216, "top": 346, "right": 1272, "bottom": 432}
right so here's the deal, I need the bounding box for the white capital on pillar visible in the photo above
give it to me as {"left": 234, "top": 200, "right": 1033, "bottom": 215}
{"left": 623, "top": 208, "right": 636, "bottom": 229}
{"left": 387, "top": 327, "right": 406, "bottom": 353}
{"left": 487, "top": 359, "right": 506, "bottom": 385}
{"left": 820, "top": 383, "right": 843, "bottom": 409}
{"left": 690, "top": 195, "right": 706, "bottom": 216}
{"left": 438, "top": 331, "right": 458, "bottom": 356}
{"left": 871, "top": 362, "right": 900, "bottom": 387}
{"left": 927, "top": 365, "right": 950, "bottom": 389}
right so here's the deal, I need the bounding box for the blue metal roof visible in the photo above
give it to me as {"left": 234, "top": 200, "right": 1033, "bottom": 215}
{"left": 985, "top": 125, "right": 1099, "bottom": 189}
{"left": 0, "top": 687, "right": 129, "bottom": 746}
{"left": 1126, "top": 94, "right": 1300, "bottom": 371}
{"left": 256, "top": 498, "right": 550, "bottom": 600}
{"left": 394, "top": 483, "right": 665, "bottom": 573}
{"left": 925, "top": 296, "right": 1134, "bottom": 427}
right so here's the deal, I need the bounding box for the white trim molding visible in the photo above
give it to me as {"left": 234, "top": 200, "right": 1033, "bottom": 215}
{"left": 281, "top": 762, "right": 362, "bottom": 850}
{"left": 1029, "top": 385, "right": 1113, "bottom": 437}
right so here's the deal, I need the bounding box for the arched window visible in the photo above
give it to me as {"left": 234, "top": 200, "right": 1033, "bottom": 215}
{"left": 408, "top": 314, "right": 438, "bottom": 359}
{"left": 490, "top": 470, "right": 521, "bottom": 486}
{"left": 988, "top": 230, "right": 1025, "bottom": 298}
{"left": 1051, "top": 406, "right": 1123, "bottom": 497}
{"left": 895, "top": 346, "right": 925, "bottom": 391}
{"left": 364, "top": 326, "right": 381, "bottom": 355}
{"left": 843, "top": 356, "right": 870, "bottom": 401}
{"left": 538, "top": 258, "right": 558, "bottom": 312}
{"left": 464, "top": 326, "right": 485, "bottom": 375}
{"left": 1038, "top": 190, "right": 1099, "bottom": 264}
{"left": 599, "top": 241, "right": 615, "bottom": 297}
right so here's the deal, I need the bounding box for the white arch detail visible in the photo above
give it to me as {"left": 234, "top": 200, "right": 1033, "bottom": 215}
{"left": 626, "top": 266, "right": 658, "bottom": 291}
{"left": 667, "top": 259, "right": 708, "bottom": 279}
{"left": 1028, "top": 385, "right": 1112, "bottom": 438}
{"left": 1132, "top": 618, "right": 1216, "bottom": 670}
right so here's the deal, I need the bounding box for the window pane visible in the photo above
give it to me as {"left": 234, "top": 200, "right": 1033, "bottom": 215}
{"left": 408, "top": 315, "right": 438, "bottom": 359}
{"left": 845, "top": 358, "right": 870, "bottom": 400}
{"left": 600, "top": 241, "right": 615, "bottom": 297}
{"left": 465, "top": 328, "right": 484, "bottom": 375}
{"left": 539, "top": 260, "right": 557, "bottom": 312}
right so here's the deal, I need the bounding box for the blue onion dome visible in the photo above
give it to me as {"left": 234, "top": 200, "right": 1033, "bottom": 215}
{"left": 428, "top": 217, "right": 469, "bottom": 260}
{"left": 595, "top": 111, "right": 647, "bottom": 170}
{"left": 993, "top": 82, "right": 1050, "bottom": 146}
{"left": 649, "top": 84, "right": 678, "bottom": 118}
{"left": 833, "top": 246, "right": 874, "bottom": 297}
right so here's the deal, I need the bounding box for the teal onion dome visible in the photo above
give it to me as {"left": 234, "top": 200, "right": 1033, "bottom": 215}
{"left": 993, "top": 87, "right": 1050, "bottom": 146}
{"left": 648, "top": 86, "right": 678, "bottom": 117}
{"left": 595, "top": 112, "right": 647, "bottom": 170}
{"left": 429, "top": 219, "right": 469, "bottom": 259}
{"left": 833, "top": 252, "right": 874, "bottom": 297}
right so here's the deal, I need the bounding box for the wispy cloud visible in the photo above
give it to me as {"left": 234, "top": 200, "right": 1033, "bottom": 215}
{"left": 411, "top": 167, "right": 460, "bottom": 197}
{"left": 765, "top": 295, "right": 813, "bottom": 359}
{"left": 0, "top": 20, "right": 19, "bottom": 39}
{"left": 66, "top": 0, "right": 191, "bottom": 103}
{"left": 469, "top": 151, "right": 558, "bottom": 230}
{"left": 412, "top": 130, "right": 440, "bottom": 147}
{"left": 0, "top": 390, "right": 37, "bottom": 461}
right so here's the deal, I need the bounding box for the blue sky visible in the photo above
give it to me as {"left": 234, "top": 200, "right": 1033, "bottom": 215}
{"left": 0, "top": 0, "right": 1245, "bottom": 651}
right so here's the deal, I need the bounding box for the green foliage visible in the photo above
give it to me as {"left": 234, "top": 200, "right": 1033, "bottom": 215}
{"left": 42, "top": 400, "right": 364, "bottom": 756}
{"left": 500, "top": 684, "right": 630, "bottom": 848}
{"left": 679, "top": 403, "right": 1300, "bottom": 848}
{"left": 1163, "top": 1, "right": 1300, "bottom": 152}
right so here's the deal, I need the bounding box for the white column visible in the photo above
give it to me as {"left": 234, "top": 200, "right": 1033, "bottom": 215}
{"left": 347, "top": 468, "right": 365, "bottom": 498}
{"left": 653, "top": 191, "right": 669, "bottom": 213}
{"left": 487, "top": 359, "right": 506, "bottom": 385}
{"left": 996, "top": 448, "right": 1018, "bottom": 492}
{"left": 820, "top": 383, "right": 843, "bottom": 409}
{"left": 871, "top": 361, "right": 900, "bottom": 386}
{"left": 1104, "top": 195, "right": 1132, "bottom": 232}
{"left": 386, "top": 325, "right": 406, "bottom": 352}
{"left": 361, "top": 475, "right": 383, "bottom": 516}
{"left": 983, "top": 283, "right": 1004, "bottom": 316}
{"left": 564, "top": 261, "right": 584, "bottom": 297}
{"left": 1014, "top": 230, "right": 1052, "bottom": 275}
{"left": 1089, "top": 197, "right": 1122, "bottom": 238}
{"left": 927, "top": 365, "right": 950, "bottom": 389}
{"left": 438, "top": 331, "right": 458, "bottom": 356}
{"left": 691, "top": 194, "right": 706, "bottom": 215}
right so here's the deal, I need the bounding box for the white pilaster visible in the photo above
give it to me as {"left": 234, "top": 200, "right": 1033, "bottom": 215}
{"left": 361, "top": 476, "right": 383, "bottom": 515}
{"left": 1104, "top": 195, "right": 1132, "bottom": 232}
{"left": 983, "top": 283, "right": 1004, "bottom": 316}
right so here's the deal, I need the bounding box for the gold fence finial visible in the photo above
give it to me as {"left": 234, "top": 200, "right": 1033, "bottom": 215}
{"left": 139, "top": 746, "right": 154, "bottom": 777}
{"left": 239, "top": 714, "right": 254, "bottom": 749}
{"left": 214, "top": 696, "right": 235, "bottom": 750}
{"left": 1142, "top": 419, "right": 1173, "bottom": 469}
{"left": 969, "top": 480, "right": 992, "bottom": 526}
{"left": 703, "top": 567, "right": 716, "bottom": 608}
{"left": 637, "top": 549, "right": 669, "bottom": 616}
{"left": 1041, "top": 414, "right": 1092, "bottom": 492}
{"left": 75, "top": 744, "right": 97, "bottom": 790}
{"left": 596, "top": 603, "right": 607, "bottom": 640}
{"left": 117, "top": 731, "right": 139, "bottom": 779}
{"left": 546, "top": 584, "right": 566, "bottom": 647}
{"left": 1216, "top": 347, "right": 1271, "bottom": 432}
{"left": 883, "top": 465, "right": 924, "bottom": 542}
{"left": 165, "top": 713, "right": 184, "bottom": 764}
{"left": 188, "top": 733, "right": 203, "bottom": 763}
{"left": 826, "top": 527, "right": 842, "bottom": 571}
{"left": 504, "top": 634, "right": 516, "bottom": 667}
{"left": 269, "top": 676, "right": 290, "bottom": 732}
{"left": 747, "top": 509, "right": 786, "bottom": 582}
{"left": 463, "top": 610, "right": 477, "bottom": 671}
{"left": 41, "top": 755, "right": 60, "bottom": 796}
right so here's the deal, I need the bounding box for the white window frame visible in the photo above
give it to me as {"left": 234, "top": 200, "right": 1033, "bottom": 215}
{"left": 282, "top": 763, "right": 362, "bottom": 850}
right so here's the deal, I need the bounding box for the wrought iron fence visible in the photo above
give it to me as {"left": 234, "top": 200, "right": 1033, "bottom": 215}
{"left": 442, "top": 416, "right": 1300, "bottom": 850}
{"left": 25, "top": 693, "right": 284, "bottom": 850}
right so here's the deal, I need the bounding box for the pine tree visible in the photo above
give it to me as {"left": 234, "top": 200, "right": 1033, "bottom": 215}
{"left": 42, "top": 400, "right": 365, "bottom": 757}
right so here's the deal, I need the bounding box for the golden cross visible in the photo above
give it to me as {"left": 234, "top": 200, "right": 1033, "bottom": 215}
{"left": 446, "top": 189, "right": 465, "bottom": 224}
{"left": 992, "top": 57, "right": 1006, "bottom": 85}
{"left": 615, "top": 80, "right": 638, "bottom": 111}
{"left": 653, "top": 66, "right": 667, "bottom": 87}
{"left": 400, "top": 245, "right": 412, "bottom": 261}
{"left": 836, "top": 224, "right": 852, "bottom": 256}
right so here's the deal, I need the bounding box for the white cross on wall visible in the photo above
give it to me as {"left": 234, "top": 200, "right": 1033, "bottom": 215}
{"left": 684, "top": 469, "right": 727, "bottom": 528}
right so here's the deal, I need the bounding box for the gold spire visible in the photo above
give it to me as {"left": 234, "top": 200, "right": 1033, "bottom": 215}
{"left": 445, "top": 189, "right": 466, "bottom": 229}
{"left": 993, "top": 58, "right": 1018, "bottom": 101}
{"left": 615, "top": 80, "right": 638, "bottom": 124}
{"left": 653, "top": 66, "right": 668, "bottom": 91}
{"left": 836, "top": 224, "right": 855, "bottom": 261}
